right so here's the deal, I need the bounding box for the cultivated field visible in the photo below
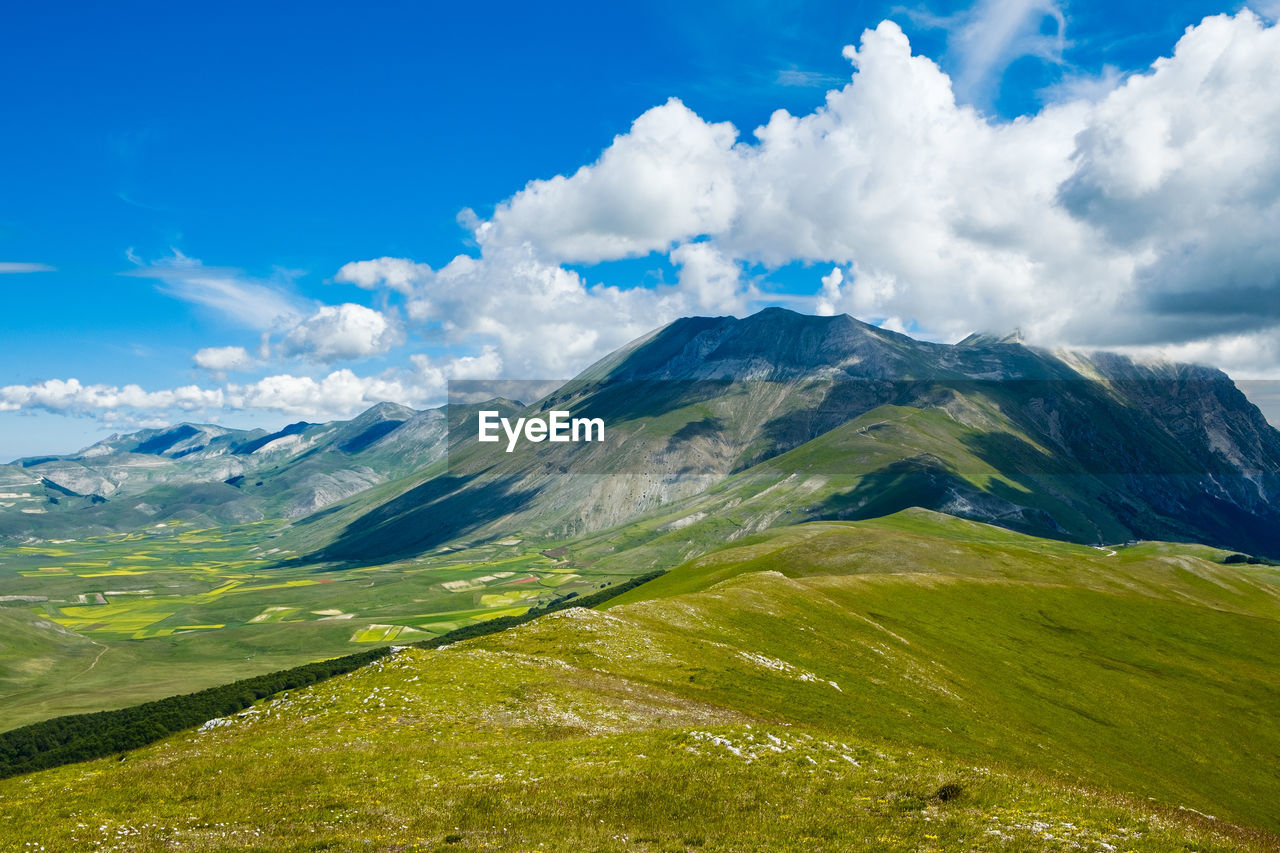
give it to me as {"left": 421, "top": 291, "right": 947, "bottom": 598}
{"left": 0, "top": 521, "right": 624, "bottom": 728}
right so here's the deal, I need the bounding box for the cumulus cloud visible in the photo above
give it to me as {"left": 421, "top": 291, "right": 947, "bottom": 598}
{"left": 814, "top": 268, "right": 844, "bottom": 317}
{"left": 1114, "top": 329, "right": 1280, "bottom": 380}
{"left": 223, "top": 370, "right": 417, "bottom": 418}
{"left": 0, "top": 378, "right": 223, "bottom": 415}
{"left": 334, "top": 257, "right": 432, "bottom": 295}
{"left": 281, "top": 303, "right": 402, "bottom": 363}
{"left": 1255, "top": 0, "right": 1280, "bottom": 22}
{"left": 1, "top": 369, "right": 428, "bottom": 423}
{"left": 408, "top": 346, "right": 504, "bottom": 398}
{"left": 670, "top": 242, "right": 749, "bottom": 313}
{"left": 193, "top": 346, "right": 255, "bottom": 372}
{"left": 477, "top": 98, "right": 740, "bottom": 263}
{"left": 1057, "top": 10, "right": 1280, "bottom": 343}
{"left": 0, "top": 262, "right": 56, "bottom": 273}
{"left": 396, "top": 245, "right": 693, "bottom": 377}
{"left": 367, "top": 19, "right": 1112, "bottom": 353}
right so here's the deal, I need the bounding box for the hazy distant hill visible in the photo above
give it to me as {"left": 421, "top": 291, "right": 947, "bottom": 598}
{"left": 0, "top": 402, "right": 447, "bottom": 538}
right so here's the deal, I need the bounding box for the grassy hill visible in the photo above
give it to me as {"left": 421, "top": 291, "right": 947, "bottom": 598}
{"left": 3, "top": 511, "right": 1277, "bottom": 851}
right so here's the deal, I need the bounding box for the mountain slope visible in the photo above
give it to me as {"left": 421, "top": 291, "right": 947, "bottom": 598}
{"left": 3, "top": 512, "right": 1277, "bottom": 850}
{"left": 308, "top": 308, "right": 1280, "bottom": 566}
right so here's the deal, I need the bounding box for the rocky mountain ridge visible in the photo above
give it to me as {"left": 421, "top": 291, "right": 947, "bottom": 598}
{"left": 0, "top": 402, "right": 446, "bottom": 538}
{"left": 304, "top": 308, "right": 1280, "bottom": 565}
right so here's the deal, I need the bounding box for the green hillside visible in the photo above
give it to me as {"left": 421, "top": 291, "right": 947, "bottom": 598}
{"left": 3, "top": 511, "right": 1277, "bottom": 851}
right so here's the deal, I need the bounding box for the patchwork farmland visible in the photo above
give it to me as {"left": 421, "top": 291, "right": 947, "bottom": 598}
{"left": 0, "top": 520, "right": 623, "bottom": 728}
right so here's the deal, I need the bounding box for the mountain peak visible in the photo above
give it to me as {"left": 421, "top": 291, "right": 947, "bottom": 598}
{"left": 957, "top": 329, "right": 1025, "bottom": 347}
{"left": 585, "top": 306, "right": 943, "bottom": 384}
{"left": 353, "top": 401, "right": 418, "bottom": 422}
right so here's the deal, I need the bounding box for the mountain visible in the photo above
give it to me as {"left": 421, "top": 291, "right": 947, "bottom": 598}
{"left": 4, "top": 308, "right": 1280, "bottom": 848}
{"left": 0, "top": 402, "right": 447, "bottom": 539}
{"left": 303, "top": 308, "right": 1280, "bottom": 566}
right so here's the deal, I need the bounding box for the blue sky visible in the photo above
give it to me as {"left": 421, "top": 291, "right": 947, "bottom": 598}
{"left": 3, "top": 0, "right": 1280, "bottom": 459}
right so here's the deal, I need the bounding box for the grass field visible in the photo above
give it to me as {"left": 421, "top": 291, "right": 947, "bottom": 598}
{"left": 0, "top": 520, "right": 629, "bottom": 728}
{"left": 0, "top": 638, "right": 1269, "bottom": 852}
{"left": 1, "top": 510, "right": 1277, "bottom": 850}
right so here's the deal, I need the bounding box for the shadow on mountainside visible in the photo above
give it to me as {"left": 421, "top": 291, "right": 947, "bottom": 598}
{"left": 305, "top": 473, "right": 540, "bottom": 568}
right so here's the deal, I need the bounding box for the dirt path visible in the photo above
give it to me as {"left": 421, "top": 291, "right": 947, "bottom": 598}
{"left": 72, "top": 641, "right": 109, "bottom": 680}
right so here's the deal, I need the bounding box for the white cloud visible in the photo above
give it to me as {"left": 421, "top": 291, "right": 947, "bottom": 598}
{"left": 0, "top": 369, "right": 427, "bottom": 423}
{"left": 395, "top": 245, "right": 690, "bottom": 377}
{"left": 947, "top": 0, "right": 1066, "bottom": 105}
{"left": 334, "top": 257, "right": 432, "bottom": 295}
{"left": 125, "top": 250, "right": 305, "bottom": 330}
{"left": 1253, "top": 1, "right": 1280, "bottom": 22}
{"left": 0, "top": 378, "right": 223, "bottom": 415}
{"left": 1036, "top": 64, "right": 1126, "bottom": 104}
{"left": 224, "top": 370, "right": 418, "bottom": 418}
{"left": 670, "top": 242, "right": 748, "bottom": 313}
{"left": 478, "top": 98, "right": 741, "bottom": 263}
{"left": 0, "top": 262, "right": 55, "bottom": 273}
{"left": 448, "top": 346, "right": 504, "bottom": 380}
{"left": 1112, "top": 329, "right": 1280, "bottom": 380}
{"left": 372, "top": 10, "right": 1280, "bottom": 374}
{"left": 193, "top": 346, "right": 255, "bottom": 372}
{"left": 281, "top": 303, "right": 402, "bottom": 363}
{"left": 775, "top": 68, "right": 844, "bottom": 88}
{"left": 815, "top": 267, "right": 844, "bottom": 317}
{"left": 1057, "top": 10, "right": 1280, "bottom": 344}
{"left": 407, "top": 346, "right": 504, "bottom": 398}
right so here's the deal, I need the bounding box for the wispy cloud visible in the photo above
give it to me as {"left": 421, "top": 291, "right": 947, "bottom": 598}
{"left": 116, "top": 191, "right": 169, "bottom": 212}
{"left": 1036, "top": 64, "right": 1125, "bottom": 104}
{"left": 123, "top": 250, "right": 306, "bottom": 331}
{"left": 902, "top": 0, "right": 1067, "bottom": 108}
{"left": 0, "top": 262, "right": 56, "bottom": 273}
{"left": 1255, "top": 0, "right": 1280, "bottom": 23}
{"left": 774, "top": 68, "right": 844, "bottom": 88}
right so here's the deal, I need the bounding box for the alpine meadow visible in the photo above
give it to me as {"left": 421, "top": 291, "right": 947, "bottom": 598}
{"left": 4, "top": 2, "right": 1280, "bottom": 852}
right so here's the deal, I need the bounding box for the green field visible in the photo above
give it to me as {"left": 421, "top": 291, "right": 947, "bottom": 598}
{"left": 1, "top": 510, "right": 1277, "bottom": 850}
{"left": 0, "top": 520, "right": 627, "bottom": 728}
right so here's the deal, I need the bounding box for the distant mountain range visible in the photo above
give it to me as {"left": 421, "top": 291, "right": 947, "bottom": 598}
{"left": 0, "top": 402, "right": 445, "bottom": 538}
{"left": 5, "top": 307, "right": 1280, "bottom": 561}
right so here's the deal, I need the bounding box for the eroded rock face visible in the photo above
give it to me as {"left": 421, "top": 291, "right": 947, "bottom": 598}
{"left": 283, "top": 469, "right": 386, "bottom": 519}
{"left": 37, "top": 463, "right": 118, "bottom": 498}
